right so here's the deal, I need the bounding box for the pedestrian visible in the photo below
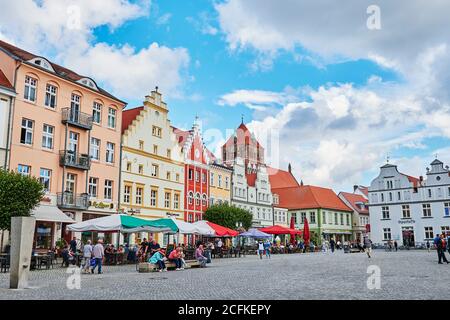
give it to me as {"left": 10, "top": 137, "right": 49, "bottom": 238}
{"left": 258, "top": 241, "right": 264, "bottom": 259}
{"left": 92, "top": 239, "right": 105, "bottom": 274}
{"left": 436, "top": 234, "right": 449, "bottom": 264}
{"left": 139, "top": 238, "right": 149, "bottom": 261}
{"left": 426, "top": 240, "right": 431, "bottom": 253}
{"left": 363, "top": 236, "right": 372, "bottom": 258}
{"left": 394, "top": 241, "right": 398, "bottom": 252}
{"left": 82, "top": 240, "right": 93, "bottom": 274}
{"left": 264, "top": 240, "right": 271, "bottom": 258}
{"left": 69, "top": 236, "right": 78, "bottom": 253}
{"left": 329, "top": 238, "right": 335, "bottom": 253}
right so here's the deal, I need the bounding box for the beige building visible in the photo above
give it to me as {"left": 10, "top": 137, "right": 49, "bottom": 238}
{"left": 0, "top": 40, "right": 126, "bottom": 249}
{"left": 120, "top": 89, "right": 185, "bottom": 246}
{"left": 209, "top": 162, "right": 232, "bottom": 206}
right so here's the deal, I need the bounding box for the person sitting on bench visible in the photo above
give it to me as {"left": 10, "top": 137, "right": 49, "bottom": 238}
{"left": 149, "top": 248, "right": 167, "bottom": 272}
{"left": 168, "top": 246, "right": 184, "bottom": 270}
{"left": 195, "top": 244, "right": 207, "bottom": 268}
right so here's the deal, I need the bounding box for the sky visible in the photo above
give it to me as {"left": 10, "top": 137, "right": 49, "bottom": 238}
{"left": 1, "top": 0, "right": 450, "bottom": 192}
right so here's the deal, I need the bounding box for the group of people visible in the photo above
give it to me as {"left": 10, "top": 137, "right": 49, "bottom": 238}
{"left": 81, "top": 239, "right": 106, "bottom": 274}
{"left": 434, "top": 233, "right": 450, "bottom": 264}
{"left": 257, "top": 240, "right": 272, "bottom": 259}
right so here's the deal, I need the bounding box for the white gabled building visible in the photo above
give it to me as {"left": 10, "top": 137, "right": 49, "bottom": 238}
{"left": 368, "top": 159, "right": 450, "bottom": 246}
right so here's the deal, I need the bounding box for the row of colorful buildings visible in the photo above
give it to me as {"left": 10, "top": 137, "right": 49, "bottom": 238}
{"left": 0, "top": 40, "right": 371, "bottom": 251}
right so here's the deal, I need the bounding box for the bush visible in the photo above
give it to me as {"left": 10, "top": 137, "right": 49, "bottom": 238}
{"left": 204, "top": 203, "right": 253, "bottom": 230}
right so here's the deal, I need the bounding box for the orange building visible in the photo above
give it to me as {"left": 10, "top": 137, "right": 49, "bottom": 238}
{"left": 0, "top": 40, "right": 126, "bottom": 249}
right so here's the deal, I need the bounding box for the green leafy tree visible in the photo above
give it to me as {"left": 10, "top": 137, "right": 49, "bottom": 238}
{"left": 204, "top": 203, "right": 253, "bottom": 230}
{"left": 0, "top": 169, "right": 44, "bottom": 231}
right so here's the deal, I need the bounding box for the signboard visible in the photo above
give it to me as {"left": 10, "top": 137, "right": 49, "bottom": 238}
{"left": 398, "top": 219, "right": 415, "bottom": 224}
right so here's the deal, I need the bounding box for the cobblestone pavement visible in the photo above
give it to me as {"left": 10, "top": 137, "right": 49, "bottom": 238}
{"left": 0, "top": 250, "right": 449, "bottom": 300}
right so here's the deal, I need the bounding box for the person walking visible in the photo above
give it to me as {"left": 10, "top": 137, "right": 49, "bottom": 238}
{"left": 263, "top": 240, "right": 271, "bottom": 259}
{"left": 426, "top": 240, "right": 431, "bottom": 253}
{"left": 329, "top": 238, "right": 335, "bottom": 253}
{"left": 394, "top": 241, "right": 398, "bottom": 252}
{"left": 258, "top": 241, "right": 264, "bottom": 259}
{"left": 436, "top": 234, "right": 449, "bottom": 264}
{"left": 82, "top": 240, "right": 93, "bottom": 274}
{"left": 363, "top": 236, "right": 372, "bottom": 258}
{"left": 92, "top": 239, "right": 105, "bottom": 274}
{"left": 69, "top": 236, "right": 78, "bottom": 253}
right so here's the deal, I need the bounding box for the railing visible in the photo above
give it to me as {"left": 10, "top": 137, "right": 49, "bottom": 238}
{"left": 57, "top": 192, "right": 90, "bottom": 210}
{"left": 61, "top": 107, "right": 93, "bottom": 130}
{"left": 59, "top": 150, "right": 90, "bottom": 170}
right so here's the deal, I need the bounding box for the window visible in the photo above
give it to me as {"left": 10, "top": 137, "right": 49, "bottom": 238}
{"left": 322, "top": 211, "right": 327, "bottom": 224}
{"left": 123, "top": 185, "right": 131, "bottom": 204}
{"left": 397, "top": 192, "right": 401, "bottom": 201}
{"left": 202, "top": 172, "right": 207, "bottom": 184}
{"left": 18, "top": 164, "right": 30, "bottom": 176}
{"left": 24, "top": 76, "right": 37, "bottom": 102}
{"left": 104, "top": 180, "right": 113, "bottom": 200}
{"left": 126, "top": 162, "right": 131, "bottom": 172}
{"left": 88, "top": 177, "right": 98, "bottom": 198}
{"left": 428, "top": 189, "right": 432, "bottom": 198}
{"left": 424, "top": 227, "right": 434, "bottom": 240}
{"left": 174, "top": 193, "right": 180, "bottom": 209}
{"left": 138, "top": 165, "right": 144, "bottom": 175}
{"left": 42, "top": 124, "right": 54, "bottom": 149}
{"left": 346, "top": 214, "right": 350, "bottom": 226}
{"left": 383, "top": 228, "right": 392, "bottom": 240}
{"left": 389, "top": 192, "right": 393, "bottom": 201}
{"left": 20, "top": 118, "right": 33, "bottom": 145}
{"left": 176, "top": 174, "right": 180, "bottom": 182}
{"left": 422, "top": 204, "right": 432, "bottom": 217}
{"left": 152, "top": 126, "right": 162, "bottom": 138}
{"left": 340, "top": 213, "right": 344, "bottom": 225}
{"left": 445, "top": 203, "right": 450, "bottom": 217}
{"left": 45, "top": 84, "right": 57, "bottom": 108}
{"left": 218, "top": 175, "right": 222, "bottom": 187}
{"left": 108, "top": 108, "right": 116, "bottom": 128}
{"left": 93, "top": 102, "right": 102, "bottom": 124}
{"left": 334, "top": 212, "right": 338, "bottom": 224}
{"left": 442, "top": 226, "right": 450, "bottom": 234}
{"left": 150, "top": 189, "right": 157, "bottom": 207}
{"left": 70, "top": 94, "right": 81, "bottom": 120}
{"left": 225, "top": 177, "right": 229, "bottom": 189}
{"left": 166, "top": 149, "right": 171, "bottom": 158}
{"left": 202, "top": 194, "right": 207, "bottom": 206}
{"left": 106, "top": 142, "right": 115, "bottom": 163}
{"left": 166, "top": 171, "right": 171, "bottom": 180}
{"left": 310, "top": 211, "right": 316, "bottom": 224}
{"left": 136, "top": 187, "right": 143, "bottom": 205}
{"left": 153, "top": 145, "right": 158, "bottom": 155}
{"left": 189, "top": 169, "right": 193, "bottom": 180}
{"left": 188, "top": 192, "right": 193, "bottom": 205}
{"left": 402, "top": 205, "right": 411, "bottom": 218}
{"left": 39, "top": 168, "right": 51, "bottom": 192}
{"left": 195, "top": 193, "right": 200, "bottom": 206}
{"left": 90, "top": 138, "right": 100, "bottom": 160}
{"left": 386, "top": 180, "right": 393, "bottom": 189}
{"left": 210, "top": 172, "right": 214, "bottom": 186}
{"left": 195, "top": 171, "right": 200, "bottom": 182}
{"left": 301, "top": 212, "right": 306, "bottom": 224}
{"left": 139, "top": 140, "right": 144, "bottom": 150}
{"left": 164, "top": 192, "right": 171, "bottom": 208}
{"left": 151, "top": 164, "right": 159, "bottom": 177}
{"left": 382, "top": 206, "right": 390, "bottom": 219}
{"left": 381, "top": 193, "right": 384, "bottom": 202}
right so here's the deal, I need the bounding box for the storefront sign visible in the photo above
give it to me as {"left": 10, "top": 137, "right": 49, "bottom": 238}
{"left": 398, "top": 219, "right": 415, "bottom": 224}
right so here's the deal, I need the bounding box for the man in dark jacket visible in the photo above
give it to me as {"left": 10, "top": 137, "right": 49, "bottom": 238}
{"left": 436, "top": 234, "right": 449, "bottom": 264}
{"left": 329, "top": 239, "right": 335, "bottom": 253}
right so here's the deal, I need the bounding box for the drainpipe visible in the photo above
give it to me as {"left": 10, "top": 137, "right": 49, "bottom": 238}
{"left": 7, "top": 62, "right": 21, "bottom": 169}
{"left": 117, "top": 136, "right": 123, "bottom": 215}
{"left": 4, "top": 95, "right": 14, "bottom": 170}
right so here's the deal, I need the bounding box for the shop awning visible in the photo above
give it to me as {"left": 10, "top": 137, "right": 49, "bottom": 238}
{"left": 260, "top": 225, "right": 302, "bottom": 235}
{"left": 323, "top": 231, "right": 353, "bottom": 235}
{"left": 193, "top": 220, "right": 239, "bottom": 237}
{"left": 31, "top": 205, "right": 75, "bottom": 223}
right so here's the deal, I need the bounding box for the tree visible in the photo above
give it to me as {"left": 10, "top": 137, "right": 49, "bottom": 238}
{"left": 204, "top": 203, "right": 253, "bottom": 230}
{"left": 0, "top": 169, "right": 44, "bottom": 231}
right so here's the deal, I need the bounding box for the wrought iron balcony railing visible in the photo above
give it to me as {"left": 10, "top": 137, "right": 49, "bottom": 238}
{"left": 57, "top": 192, "right": 90, "bottom": 210}
{"left": 61, "top": 107, "right": 93, "bottom": 130}
{"left": 59, "top": 150, "right": 91, "bottom": 170}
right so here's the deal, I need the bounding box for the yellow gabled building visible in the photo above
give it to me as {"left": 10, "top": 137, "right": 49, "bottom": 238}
{"left": 120, "top": 89, "right": 184, "bottom": 246}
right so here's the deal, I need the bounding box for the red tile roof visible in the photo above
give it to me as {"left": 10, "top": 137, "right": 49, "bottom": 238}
{"left": 405, "top": 174, "right": 420, "bottom": 187}
{"left": 172, "top": 126, "right": 217, "bottom": 161}
{"left": 121, "top": 106, "right": 143, "bottom": 134}
{"left": 0, "top": 69, "right": 13, "bottom": 91}
{"left": 267, "top": 166, "right": 299, "bottom": 189}
{"left": 338, "top": 192, "right": 369, "bottom": 215}
{"left": 0, "top": 39, "right": 125, "bottom": 104}
{"left": 272, "top": 185, "right": 353, "bottom": 212}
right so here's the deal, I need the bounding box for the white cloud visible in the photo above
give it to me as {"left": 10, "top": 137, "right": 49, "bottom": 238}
{"left": 0, "top": 0, "right": 191, "bottom": 100}
{"left": 156, "top": 13, "right": 172, "bottom": 25}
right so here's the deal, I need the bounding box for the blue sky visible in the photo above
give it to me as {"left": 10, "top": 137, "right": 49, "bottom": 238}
{"left": 1, "top": 0, "right": 450, "bottom": 191}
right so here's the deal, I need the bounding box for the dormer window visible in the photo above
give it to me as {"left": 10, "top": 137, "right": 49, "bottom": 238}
{"left": 77, "top": 78, "right": 98, "bottom": 91}
{"left": 28, "top": 57, "right": 55, "bottom": 73}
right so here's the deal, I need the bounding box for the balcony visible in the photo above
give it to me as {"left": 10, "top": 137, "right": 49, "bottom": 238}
{"left": 59, "top": 150, "right": 91, "bottom": 170}
{"left": 57, "top": 192, "right": 90, "bottom": 210}
{"left": 61, "top": 107, "right": 93, "bottom": 130}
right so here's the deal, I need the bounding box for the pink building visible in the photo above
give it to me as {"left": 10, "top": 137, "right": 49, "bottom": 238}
{"left": 0, "top": 40, "right": 126, "bottom": 250}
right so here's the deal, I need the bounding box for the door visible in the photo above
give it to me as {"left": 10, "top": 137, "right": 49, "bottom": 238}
{"left": 68, "top": 132, "right": 78, "bottom": 164}
{"left": 70, "top": 94, "right": 80, "bottom": 122}
{"left": 402, "top": 226, "right": 415, "bottom": 247}
{"left": 65, "top": 173, "right": 76, "bottom": 204}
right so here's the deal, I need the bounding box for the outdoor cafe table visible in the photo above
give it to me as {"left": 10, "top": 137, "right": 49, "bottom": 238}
{"left": 31, "top": 254, "right": 51, "bottom": 270}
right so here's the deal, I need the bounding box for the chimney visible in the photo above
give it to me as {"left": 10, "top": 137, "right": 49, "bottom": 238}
{"left": 300, "top": 180, "right": 304, "bottom": 186}
{"left": 288, "top": 163, "right": 292, "bottom": 173}
{"left": 353, "top": 185, "right": 358, "bottom": 192}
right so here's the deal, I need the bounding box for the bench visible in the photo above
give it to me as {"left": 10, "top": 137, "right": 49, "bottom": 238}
{"left": 138, "top": 260, "right": 201, "bottom": 273}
